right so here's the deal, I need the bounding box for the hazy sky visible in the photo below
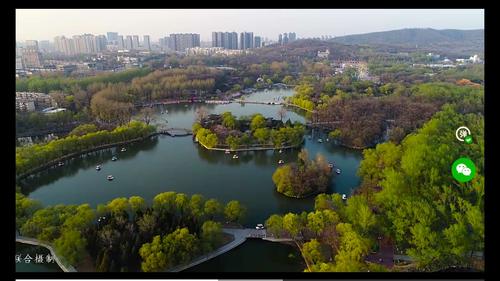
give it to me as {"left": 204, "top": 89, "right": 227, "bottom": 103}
{"left": 16, "top": 9, "right": 484, "bottom": 42}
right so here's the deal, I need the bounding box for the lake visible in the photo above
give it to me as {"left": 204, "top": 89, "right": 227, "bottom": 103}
{"left": 18, "top": 88, "right": 363, "bottom": 272}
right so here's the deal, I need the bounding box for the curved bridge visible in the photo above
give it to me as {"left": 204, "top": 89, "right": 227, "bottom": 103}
{"left": 157, "top": 127, "right": 192, "bottom": 137}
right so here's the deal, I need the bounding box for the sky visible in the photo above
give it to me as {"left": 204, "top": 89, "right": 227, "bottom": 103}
{"left": 16, "top": 9, "right": 484, "bottom": 42}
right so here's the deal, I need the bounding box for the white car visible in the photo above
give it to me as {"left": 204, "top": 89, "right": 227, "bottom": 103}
{"left": 255, "top": 224, "right": 265, "bottom": 230}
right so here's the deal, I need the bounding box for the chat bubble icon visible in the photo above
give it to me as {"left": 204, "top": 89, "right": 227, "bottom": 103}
{"left": 456, "top": 163, "right": 467, "bottom": 174}
{"left": 461, "top": 167, "right": 471, "bottom": 176}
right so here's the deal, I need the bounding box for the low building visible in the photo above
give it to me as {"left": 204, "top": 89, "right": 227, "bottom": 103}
{"left": 16, "top": 92, "right": 57, "bottom": 112}
{"left": 317, "top": 49, "right": 330, "bottom": 59}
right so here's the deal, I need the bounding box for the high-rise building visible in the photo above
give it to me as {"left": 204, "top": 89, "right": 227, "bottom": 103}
{"left": 132, "top": 35, "right": 140, "bottom": 49}
{"left": 38, "top": 40, "right": 52, "bottom": 52}
{"left": 16, "top": 57, "right": 23, "bottom": 69}
{"left": 212, "top": 32, "right": 238, "bottom": 49}
{"left": 289, "top": 32, "right": 296, "bottom": 42}
{"left": 125, "top": 36, "right": 133, "bottom": 50}
{"left": 169, "top": 33, "right": 200, "bottom": 52}
{"left": 143, "top": 35, "right": 151, "bottom": 50}
{"left": 283, "top": 33, "right": 289, "bottom": 45}
{"left": 54, "top": 36, "right": 75, "bottom": 56}
{"left": 254, "top": 36, "right": 262, "bottom": 48}
{"left": 95, "top": 35, "right": 107, "bottom": 52}
{"left": 107, "top": 32, "right": 118, "bottom": 43}
{"left": 239, "top": 32, "right": 254, "bottom": 50}
{"left": 21, "top": 42, "right": 42, "bottom": 68}
{"left": 72, "top": 34, "right": 96, "bottom": 54}
{"left": 278, "top": 34, "right": 283, "bottom": 45}
{"left": 117, "top": 35, "right": 124, "bottom": 49}
{"left": 229, "top": 32, "right": 238, "bottom": 49}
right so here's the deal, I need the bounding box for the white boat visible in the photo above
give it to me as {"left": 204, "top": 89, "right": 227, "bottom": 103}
{"left": 233, "top": 154, "right": 239, "bottom": 159}
{"left": 121, "top": 148, "right": 127, "bottom": 152}
{"left": 318, "top": 138, "right": 323, "bottom": 143}
{"left": 58, "top": 162, "right": 64, "bottom": 167}
{"left": 107, "top": 175, "right": 114, "bottom": 181}
{"left": 96, "top": 165, "right": 101, "bottom": 171}
{"left": 225, "top": 149, "right": 231, "bottom": 154}
{"left": 336, "top": 168, "right": 341, "bottom": 174}
{"left": 328, "top": 163, "right": 334, "bottom": 168}
{"left": 279, "top": 149, "right": 283, "bottom": 153}
{"left": 111, "top": 156, "right": 118, "bottom": 161}
{"left": 342, "top": 194, "right": 347, "bottom": 200}
{"left": 278, "top": 160, "right": 285, "bottom": 164}
{"left": 255, "top": 224, "right": 265, "bottom": 230}
{"left": 326, "top": 138, "right": 330, "bottom": 142}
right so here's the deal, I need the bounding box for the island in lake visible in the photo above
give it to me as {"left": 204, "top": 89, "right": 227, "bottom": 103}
{"left": 192, "top": 111, "right": 305, "bottom": 151}
{"left": 272, "top": 149, "right": 334, "bottom": 198}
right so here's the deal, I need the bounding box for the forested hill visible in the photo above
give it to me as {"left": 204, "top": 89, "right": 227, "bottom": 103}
{"left": 330, "top": 28, "right": 484, "bottom": 56}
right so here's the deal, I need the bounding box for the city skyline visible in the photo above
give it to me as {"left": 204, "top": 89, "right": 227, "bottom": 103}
{"left": 16, "top": 9, "right": 484, "bottom": 42}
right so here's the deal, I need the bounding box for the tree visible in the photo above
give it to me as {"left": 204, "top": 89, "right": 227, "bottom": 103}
{"left": 137, "top": 213, "right": 157, "bottom": 237}
{"left": 226, "top": 135, "right": 241, "bottom": 150}
{"left": 277, "top": 107, "right": 287, "bottom": 122}
{"left": 53, "top": 230, "right": 87, "bottom": 265}
{"left": 139, "top": 235, "right": 168, "bottom": 272}
{"left": 195, "top": 107, "right": 209, "bottom": 123}
{"left": 345, "top": 195, "right": 376, "bottom": 235}
{"left": 333, "top": 223, "right": 370, "bottom": 271}
{"left": 204, "top": 199, "right": 223, "bottom": 220}
{"left": 189, "top": 194, "right": 205, "bottom": 219}
{"left": 106, "top": 198, "right": 129, "bottom": 215}
{"left": 222, "top": 111, "right": 238, "bottom": 129}
{"left": 253, "top": 128, "right": 270, "bottom": 144}
{"left": 283, "top": 213, "right": 302, "bottom": 238}
{"left": 69, "top": 124, "right": 98, "bottom": 137}
{"left": 250, "top": 114, "right": 266, "bottom": 131}
{"left": 200, "top": 221, "right": 223, "bottom": 252}
{"left": 224, "top": 200, "right": 246, "bottom": 224}
{"left": 282, "top": 75, "right": 294, "bottom": 85}
{"left": 129, "top": 196, "right": 146, "bottom": 215}
{"left": 265, "top": 214, "right": 284, "bottom": 238}
{"left": 302, "top": 239, "right": 326, "bottom": 265}
{"left": 139, "top": 107, "right": 155, "bottom": 125}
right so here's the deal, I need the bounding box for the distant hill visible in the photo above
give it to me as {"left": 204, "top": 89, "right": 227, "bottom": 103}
{"left": 330, "top": 28, "right": 484, "bottom": 56}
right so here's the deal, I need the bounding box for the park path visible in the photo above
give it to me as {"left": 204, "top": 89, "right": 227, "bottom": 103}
{"left": 167, "top": 228, "right": 252, "bottom": 272}
{"left": 16, "top": 234, "right": 77, "bottom": 272}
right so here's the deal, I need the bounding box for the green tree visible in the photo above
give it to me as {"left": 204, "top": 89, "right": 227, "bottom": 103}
{"left": 222, "top": 111, "right": 238, "bottom": 129}
{"left": 53, "top": 230, "right": 87, "bottom": 265}
{"left": 129, "top": 196, "right": 146, "bottom": 214}
{"left": 225, "top": 135, "right": 241, "bottom": 150}
{"left": 283, "top": 213, "right": 302, "bottom": 238}
{"left": 265, "top": 214, "right": 284, "bottom": 238}
{"left": 253, "top": 128, "right": 270, "bottom": 144}
{"left": 204, "top": 199, "right": 223, "bottom": 220}
{"left": 68, "top": 124, "right": 98, "bottom": 137}
{"left": 106, "top": 198, "right": 129, "bottom": 215}
{"left": 200, "top": 220, "right": 223, "bottom": 252}
{"left": 302, "top": 239, "right": 326, "bottom": 265}
{"left": 224, "top": 200, "right": 246, "bottom": 223}
{"left": 250, "top": 114, "right": 266, "bottom": 131}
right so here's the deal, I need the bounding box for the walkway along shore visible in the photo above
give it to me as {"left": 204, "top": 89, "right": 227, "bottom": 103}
{"left": 16, "top": 234, "right": 77, "bottom": 272}
{"left": 16, "top": 133, "right": 159, "bottom": 181}
{"left": 168, "top": 228, "right": 294, "bottom": 272}
{"left": 196, "top": 138, "right": 300, "bottom": 152}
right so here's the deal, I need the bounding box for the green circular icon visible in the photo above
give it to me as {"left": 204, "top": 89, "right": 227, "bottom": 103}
{"left": 451, "top": 157, "right": 476, "bottom": 183}
{"left": 465, "top": 135, "right": 473, "bottom": 144}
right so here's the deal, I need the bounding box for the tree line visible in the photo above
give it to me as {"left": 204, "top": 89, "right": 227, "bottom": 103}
{"left": 16, "top": 190, "right": 246, "bottom": 272}
{"left": 272, "top": 149, "right": 332, "bottom": 198}
{"left": 16, "top": 121, "right": 155, "bottom": 176}
{"left": 193, "top": 112, "right": 305, "bottom": 149}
